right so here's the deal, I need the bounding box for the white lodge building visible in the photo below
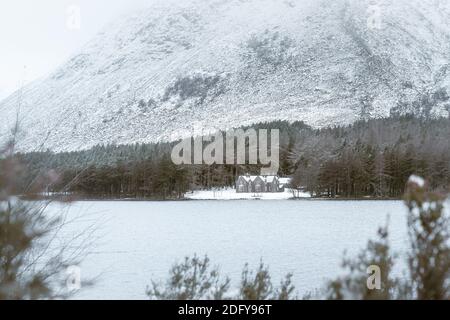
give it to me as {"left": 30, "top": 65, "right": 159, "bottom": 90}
{"left": 235, "top": 175, "right": 291, "bottom": 193}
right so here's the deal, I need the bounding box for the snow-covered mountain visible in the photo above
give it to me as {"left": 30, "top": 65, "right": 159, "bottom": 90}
{"left": 1, "top": 0, "right": 450, "bottom": 152}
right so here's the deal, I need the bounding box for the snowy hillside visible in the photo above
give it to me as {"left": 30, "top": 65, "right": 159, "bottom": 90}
{"left": 1, "top": 0, "right": 450, "bottom": 151}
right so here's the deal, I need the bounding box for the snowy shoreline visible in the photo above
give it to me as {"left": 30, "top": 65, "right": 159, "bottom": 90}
{"left": 22, "top": 190, "right": 405, "bottom": 202}
{"left": 184, "top": 188, "right": 311, "bottom": 200}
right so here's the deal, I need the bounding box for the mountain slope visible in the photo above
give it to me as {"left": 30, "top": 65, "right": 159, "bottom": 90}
{"left": 1, "top": 0, "right": 450, "bottom": 151}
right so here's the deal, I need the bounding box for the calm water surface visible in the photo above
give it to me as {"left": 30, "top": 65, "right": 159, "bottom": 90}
{"left": 50, "top": 200, "right": 409, "bottom": 299}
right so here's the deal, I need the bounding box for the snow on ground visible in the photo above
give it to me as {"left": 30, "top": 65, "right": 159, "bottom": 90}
{"left": 184, "top": 188, "right": 311, "bottom": 200}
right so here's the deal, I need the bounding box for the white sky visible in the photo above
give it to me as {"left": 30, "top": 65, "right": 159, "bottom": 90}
{"left": 0, "top": 0, "right": 155, "bottom": 100}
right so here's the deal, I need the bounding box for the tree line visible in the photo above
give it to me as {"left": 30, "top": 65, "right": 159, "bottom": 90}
{"left": 10, "top": 116, "right": 450, "bottom": 199}
{"left": 290, "top": 116, "right": 450, "bottom": 198}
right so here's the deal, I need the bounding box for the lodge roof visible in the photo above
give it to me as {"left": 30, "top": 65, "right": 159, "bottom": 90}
{"left": 239, "top": 175, "right": 278, "bottom": 183}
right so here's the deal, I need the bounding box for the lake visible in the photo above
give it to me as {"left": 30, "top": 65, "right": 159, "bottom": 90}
{"left": 49, "top": 200, "right": 410, "bottom": 299}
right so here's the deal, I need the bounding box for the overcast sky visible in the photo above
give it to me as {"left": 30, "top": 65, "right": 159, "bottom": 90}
{"left": 0, "top": 0, "right": 156, "bottom": 100}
